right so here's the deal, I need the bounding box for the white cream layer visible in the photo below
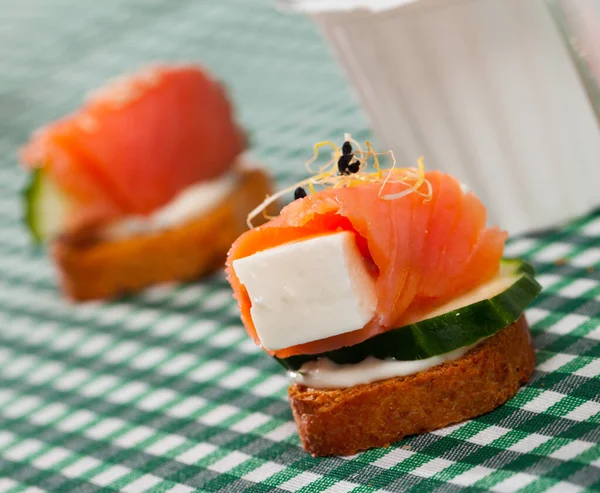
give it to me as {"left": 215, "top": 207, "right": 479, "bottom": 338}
{"left": 288, "top": 340, "right": 483, "bottom": 389}
{"left": 103, "top": 170, "right": 239, "bottom": 239}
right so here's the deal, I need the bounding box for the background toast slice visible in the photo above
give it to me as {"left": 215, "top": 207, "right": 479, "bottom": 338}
{"left": 52, "top": 168, "right": 272, "bottom": 301}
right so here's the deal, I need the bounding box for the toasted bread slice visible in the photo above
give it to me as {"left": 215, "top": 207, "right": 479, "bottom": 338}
{"left": 52, "top": 168, "right": 272, "bottom": 301}
{"left": 289, "top": 316, "right": 535, "bottom": 457}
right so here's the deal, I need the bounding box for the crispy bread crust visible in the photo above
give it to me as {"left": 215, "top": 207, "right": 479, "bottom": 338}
{"left": 52, "top": 168, "right": 272, "bottom": 301}
{"left": 289, "top": 317, "right": 535, "bottom": 457}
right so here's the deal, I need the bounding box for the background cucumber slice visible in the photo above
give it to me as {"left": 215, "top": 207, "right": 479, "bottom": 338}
{"left": 278, "top": 259, "right": 541, "bottom": 371}
{"left": 23, "top": 168, "right": 69, "bottom": 244}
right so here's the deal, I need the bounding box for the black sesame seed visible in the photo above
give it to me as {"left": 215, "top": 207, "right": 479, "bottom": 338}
{"left": 348, "top": 160, "right": 361, "bottom": 174}
{"left": 338, "top": 153, "right": 353, "bottom": 174}
{"left": 342, "top": 141, "right": 352, "bottom": 155}
{"left": 294, "top": 186, "right": 307, "bottom": 200}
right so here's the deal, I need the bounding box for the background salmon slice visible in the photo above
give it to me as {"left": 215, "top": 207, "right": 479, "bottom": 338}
{"left": 21, "top": 64, "right": 246, "bottom": 230}
{"left": 227, "top": 171, "right": 507, "bottom": 358}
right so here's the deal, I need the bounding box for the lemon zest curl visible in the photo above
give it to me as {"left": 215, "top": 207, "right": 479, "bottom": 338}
{"left": 246, "top": 134, "right": 432, "bottom": 228}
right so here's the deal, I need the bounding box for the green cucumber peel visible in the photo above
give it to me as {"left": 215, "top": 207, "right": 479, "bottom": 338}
{"left": 22, "top": 168, "right": 69, "bottom": 245}
{"left": 23, "top": 168, "right": 44, "bottom": 245}
{"left": 278, "top": 259, "right": 541, "bottom": 371}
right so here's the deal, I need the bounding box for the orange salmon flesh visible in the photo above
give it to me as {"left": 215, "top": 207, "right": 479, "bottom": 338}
{"left": 226, "top": 171, "right": 507, "bottom": 359}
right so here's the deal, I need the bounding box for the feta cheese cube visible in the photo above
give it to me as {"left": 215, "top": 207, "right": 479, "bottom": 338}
{"left": 232, "top": 231, "right": 377, "bottom": 350}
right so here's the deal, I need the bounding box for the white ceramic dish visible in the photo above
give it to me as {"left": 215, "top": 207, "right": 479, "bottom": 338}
{"left": 283, "top": 0, "right": 600, "bottom": 234}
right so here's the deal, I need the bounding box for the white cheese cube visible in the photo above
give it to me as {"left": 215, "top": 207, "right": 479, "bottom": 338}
{"left": 232, "top": 231, "right": 377, "bottom": 350}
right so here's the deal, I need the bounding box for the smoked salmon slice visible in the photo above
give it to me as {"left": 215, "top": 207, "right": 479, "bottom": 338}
{"left": 21, "top": 64, "right": 246, "bottom": 230}
{"left": 226, "top": 171, "right": 507, "bottom": 359}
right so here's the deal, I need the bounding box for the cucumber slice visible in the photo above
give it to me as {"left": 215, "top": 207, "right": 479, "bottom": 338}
{"left": 278, "top": 259, "right": 541, "bottom": 371}
{"left": 23, "top": 168, "right": 69, "bottom": 244}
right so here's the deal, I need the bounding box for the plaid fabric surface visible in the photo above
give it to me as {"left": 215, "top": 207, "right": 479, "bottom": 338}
{"left": 0, "top": 1, "right": 599, "bottom": 492}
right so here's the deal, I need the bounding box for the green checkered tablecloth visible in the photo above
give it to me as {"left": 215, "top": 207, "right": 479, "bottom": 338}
{"left": 1, "top": 1, "right": 599, "bottom": 492}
